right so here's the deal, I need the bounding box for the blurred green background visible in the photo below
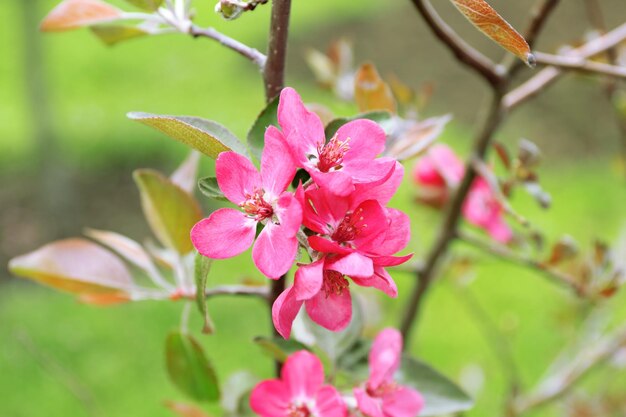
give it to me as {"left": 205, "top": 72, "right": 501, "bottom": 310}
{"left": 1, "top": 0, "right": 625, "bottom": 416}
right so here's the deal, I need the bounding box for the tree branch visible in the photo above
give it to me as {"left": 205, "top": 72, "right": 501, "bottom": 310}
{"left": 263, "top": 0, "right": 292, "bottom": 100}
{"left": 400, "top": 90, "right": 506, "bottom": 343}
{"left": 533, "top": 51, "right": 626, "bottom": 79}
{"left": 408, "top": 0, "right": 504, "bottom": 87}
{"left": 504, "top": 22, "right": 626, "bottom": 110}
{"left": 204, "top": 285, "right": 269, "bottom": 299}
{"left": 189, "top": 24, "right": 267, "bottom": 70}
{"left": 457, "top": 230, "right": 585, "bottom": 296}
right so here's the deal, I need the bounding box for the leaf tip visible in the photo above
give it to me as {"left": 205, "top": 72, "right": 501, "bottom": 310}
{"left": 526, "top": 52, "right": 537, "bottom": 68}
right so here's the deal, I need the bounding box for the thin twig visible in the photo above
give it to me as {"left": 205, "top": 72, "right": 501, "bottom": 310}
{"left": 504, "top": 22, "right": 626, "bottom": 110}
{"left": 400, "top": 89, "right": 506, "bottom": 343}
{"left": 457, "top": 230, "right": 585, "bottom": 296}
{"left": 204, "top": 285, "right": 269, "bottom": 299}
{"left": 408, "top": 0, "right": 504, "bottom": 87}
{"left": 533, "top": 51, "right": 626, "bottom": 79}
{"left": 189, "top": 24, "right": 267, "bottom": 70}
{"left": 511, "top": 325, "right": 626, "bottom": 415}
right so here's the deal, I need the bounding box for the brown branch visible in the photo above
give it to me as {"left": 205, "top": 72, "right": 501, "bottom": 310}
{"left": 263, "top": 0, "right": 292, "bottom": 100}
{"left": 457, "top": 230, "right": 585, "bottom": 296}
{"left": 408, "top": 0, "right": 504, "bottom": 87}
{"left": 504, "top": 22, "right": 626, "bottom": 110}
{"left": 533, "top": 51, "right": 626, "bottom": 79}
{"left": 511, "top": 325, "right": 626, "bottom": 415}
{"left": 400, "top": 90, "right": 506, "bottom": 343}
{"left": 189, "top": 24, "right": 267, "bottom": 70}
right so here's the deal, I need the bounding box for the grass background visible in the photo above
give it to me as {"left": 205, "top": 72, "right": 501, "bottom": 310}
{"left": 1, "top": 0, "right": 625, "bottom": 416}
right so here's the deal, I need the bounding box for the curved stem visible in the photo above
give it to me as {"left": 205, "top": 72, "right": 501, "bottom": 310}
{"left": 190, "top": 25, "right": 267, "bottom": 70}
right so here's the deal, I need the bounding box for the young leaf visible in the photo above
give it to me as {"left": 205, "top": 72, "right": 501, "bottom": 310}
{"left": 450, "top": 0, "right": 534, "bottom": 66}
{"left": 8, "top": 238, "right": 133, "bottom": 296}
{"left": 171, "top": 151, "right": 202, "bottom": 195}
{"left": 385, "top": 114, "right": 452, "bottom": 161}
{"left": 128, "top": 112, "right": 248, "bottom": 159}
{"left": 396, "top": 356, "right": 474, "bottom": 416}
{"left": 354, "top": 63, "right": 397, "bottom": 114}
{"left": 324, "top": 111, "right": 392, "bottom": 139}
{"left": 41, "top": 0, "right": 123, "bottom": 32}
{"left": 253, "top": 336, "right": 308, "bottom": 363}
{"left": 84, "top": 228, "right": 155, "bottom": 273}
{"left": 90, "top": 24, "right": 148, "bottom": 46}
{"left": 133, "top": 169, "right": 203, "bottom": 255}
{"left": 124, "top": 0, "right": 164, "bottom": 11}
{"left": 198, "top": 177, "right": 227, "bottom": 201}
{"left": 165, "top": 331, "right": 220, "bottom": 402}
{"left": 246, "top": 96, "right": 279, "bottom": 163}
{"left": 194, "top": 254, "right": 214, "bottom": 334}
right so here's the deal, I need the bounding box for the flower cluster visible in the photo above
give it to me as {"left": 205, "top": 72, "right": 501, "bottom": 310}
{"left": 191, "top": 87, "right": 412, "bottom": 337}
{"left": 412, "top": 144, "right": 512, "bottom": 243}
{"left": 250, "top": 328, "right": 424, "bottom": 417}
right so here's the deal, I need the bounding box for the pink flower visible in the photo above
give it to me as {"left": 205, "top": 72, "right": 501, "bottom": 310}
{"left": 272, "top": 175, "right": 411, "bottom": 339}
{"left": 462, "top": 177, "right": 513, "bottom": 244}
{"left": 412, "top": 144, "right": 464, "bottom": 208}
{"left": 190, "top": 127, "right": 302, "bottom": 279}
{"left": 354, "top": 329, "right": 424, "bottom": 417}
{"left": 250, "top": 350, "right": 347, "bottom": 417}
{"left": 276, "top": 87, "right": 396, "bottom": 196}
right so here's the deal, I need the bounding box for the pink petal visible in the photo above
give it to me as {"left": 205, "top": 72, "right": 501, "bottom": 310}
{"left": 272, "top": 286, "right": 303, "bottom": 339}
{"left": 429, "top": 144, "right": 465, "bottom": 186}
{"left": 294, "top": 259, "right": 325, "bottom": 301}
{"left": 486, "top": 216, "right": 513, "bottom": 244}
{"left": 368, "top": 328, "right": 403, "bottom": 389}
{"left": 282, "top": 350, "right": 325, "bottom": 398}
{"left": 382, "top": 386, "right": 424, "bottom": 417}
{"left": 253, "top": 222, "right": 299, "bottom": 279}
{"left": 360, "top": 208, "right": 410, "bottom": 256}
{"left": 337, "top": 119, "right": 386, "bottom": 163}
{"left": 371, "top": 254, "right": 413, "bottom": 267}
{"left": 309, "top": 169, "right": 355, "bottom": 197}
{"left": 302, "top": 186, "right": 350, "bottom": 233}
{"left": 275, "top": 192, "right": 303, "bottom": 237}
{"left": 347, "top": 158, "right": 396, "bottom": 185}
{"left": 326, "top": 252, "right": 374, "bottom": 278}
{"left": 350, "top": 200, "right": 388, "bottom": 249}
{"left": 351, "top": 266, "right": 398, "bottom": 298}
{"left": 305, "top": 286, "right": 352, "bottom": 332}
{"left": 412, "top": 156, "right": 445, "bottom": 187}
{"left": 277, "top": 87, "right": 325, "bottom": 165}
{"left": 250, "top": 380, "right": 290, "bottom": 417}
{"left": 216, "top": 152, "right": 261, "bottom": 205}
{"left": 354, "top": 388, "right": 384, "bottom": 417}
{"left": 315, "top": 385, "right": 348, "bottom": 417}
{"left": 191, "top": 209, "right": 256, "bottom": 259}
{"left": 308, "top": 236, "right": 353, "bottom": 256}
{"left": 262, "top": 126, "right": 296, "bottom": 197}
{"left": 353, "top": 162, "right": 404, "bottom": 207}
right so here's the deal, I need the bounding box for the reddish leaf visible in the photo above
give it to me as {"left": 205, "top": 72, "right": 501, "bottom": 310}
{"left": 170, "top": 151, "right": 201, "bottom": 195}
{"left": 450, "top": 0, "right": 534, "bottom": 66}
{"left": 354, "top": 63, "right": 396, "bottom": 114}
{"left": 8, "top": 238, "right": 133, "bottom": 296}
{"left": 164, "top": 401, "right": 212, "bottom": 417}
{"left": 41, "top": 0, "right": 123, "bottom": 32}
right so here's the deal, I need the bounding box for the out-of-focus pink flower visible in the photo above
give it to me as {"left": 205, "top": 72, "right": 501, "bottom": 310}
{"left": 276, "top": 87, "right": 396, "bottom": 196}
{"left": 354, "top": 328, "right": 424, "bottom": 417}
{"left": 250, "top": 351, "right": 347, "bottom": 417}
{"left": 412, "top": 144, "right": 464, "bottom": 208}
{"left": 190, "top": 127, "right": 302, "bottom": 279}
{"left": 272, "top": 175, "right": 411, "bottom": 339}
{"left": 462, "top": 177, "right": 513, "bottom": 244}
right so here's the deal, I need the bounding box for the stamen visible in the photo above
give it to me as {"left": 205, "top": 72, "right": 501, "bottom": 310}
{"left": 331, "top": 207, "right": 367, "bottom": 243}
{"left": 322, "top": 270, "right": 349, "bottom": 297}
{"left": 288, "top": 403, "right": 311, "bottom": 417}
{"left": 316, "top": 135, "right": 350, "bottom": 173}
{"left": 366, "top": 381, "right": 399, "bottom": 397}
{"left": 239, "top": 188, "right": 273, "bottom": 221}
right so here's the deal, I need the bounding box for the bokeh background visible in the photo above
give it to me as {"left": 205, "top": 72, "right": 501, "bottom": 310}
{"left": 1, "top": 0, "right": 625, "bottom": 416}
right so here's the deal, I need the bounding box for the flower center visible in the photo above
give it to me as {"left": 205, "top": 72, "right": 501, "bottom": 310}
{"left": 322, "top": 270, "right": 349, "bottom": 297}
{"left": 289, "top": 403, "right": 312, "bottom": 417}
{"left": 366, "top": 381, "right": 398, "bottom": 398}
{"left": 239, "top": 189, "right": 273, "bottom": 221}
{"left": 316, "top": 135, "right": 350, "bottom": 173}
{"left": 331, "top": 207, "right": 366, "bottom": 243}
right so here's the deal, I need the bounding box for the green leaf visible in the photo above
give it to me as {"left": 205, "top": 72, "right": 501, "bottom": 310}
{"left": 133, "top": 169, "right": 203, "bottom": 255}
{"left": 396, "top": 356, "right": 474, "bottom": 416}
{"left": 324, "top": 111, "right": 392, "bottom": 138}
{"left": 128, "top": 112, "right": 248, "bottom": 159}
{"left": 253, "top": 336, "right": 308, "bottom": 363}
{"left": 124, "top": 0, "right": 164, "bottom": 11}
{"left": 300, "top": 297, "right": 363, "bottom": 363}
{"left": 165, "top": 331, "right": 220, "bottom": 402}
{"left": 246, "top": 96, "right": 279, "bottom": 162}
{"left": 198, "top": 177, "right": 227, "bottom": 201}
{"left": 194, "top": 253, "right": 214, "bottom": 334}
{"left": 8, "top": 238, "right": 133, "bottom": 300}
{"left": 90, "top": 24, "right": 148, "bottom": 46}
